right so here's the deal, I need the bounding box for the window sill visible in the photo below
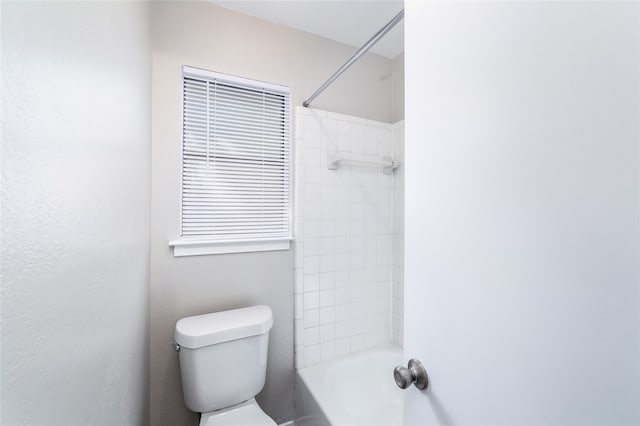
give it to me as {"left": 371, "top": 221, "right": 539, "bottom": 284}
{"left": 168, "top": 237, "right": 292, "bottom": 257}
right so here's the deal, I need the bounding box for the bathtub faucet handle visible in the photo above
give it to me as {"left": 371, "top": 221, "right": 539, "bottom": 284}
{"left": 393, "top": 359, "right": 429, "bottom": 390}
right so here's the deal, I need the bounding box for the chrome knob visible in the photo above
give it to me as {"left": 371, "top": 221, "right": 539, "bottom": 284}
{"left": 394, "top": 358, "right": 429, "bottom": 390}
{"left": 394, "top": 365, "right": 413, "bottom": 388}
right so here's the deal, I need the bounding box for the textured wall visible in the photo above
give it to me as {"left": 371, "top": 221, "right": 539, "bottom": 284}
{"left": 1, "top": 2, "right": 151, "bottom": 425}
{"left": 149, "top": 2, "right": 394, "bottom": 425}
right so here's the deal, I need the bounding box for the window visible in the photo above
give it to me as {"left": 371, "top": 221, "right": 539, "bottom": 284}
{"left": 170, "top": 66, "right": 292, "bottom": 256}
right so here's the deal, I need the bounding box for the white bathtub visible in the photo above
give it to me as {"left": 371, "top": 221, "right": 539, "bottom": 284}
{"left": 295, "top": 344, "right": 404, "bottom": 426}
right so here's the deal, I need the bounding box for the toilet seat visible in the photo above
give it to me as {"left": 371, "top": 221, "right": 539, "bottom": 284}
{"left": 199, "top": 398, "right": 277, "bottom": 426}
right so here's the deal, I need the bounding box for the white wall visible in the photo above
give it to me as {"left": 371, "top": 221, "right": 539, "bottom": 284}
{"left": 1, "top": 2, "right": 151, "bottom": 425}
{"left": 293, "top": 107, "right": 395, "bottom": 368}
{"left": 149, "top": 3, "right": 394, "bottom": 425}
{"left": 391, "top": 121, "right": 404, "bottom": 347}
{"left": 404, "top": 1, "right": 639, "bottom": 424}
{"left": 391, "top": 53, "right": 404, "bottom": 122}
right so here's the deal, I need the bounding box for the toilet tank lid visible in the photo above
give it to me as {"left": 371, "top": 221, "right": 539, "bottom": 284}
{"left": 175, "top": 305, "right": 273, "bottom": 349}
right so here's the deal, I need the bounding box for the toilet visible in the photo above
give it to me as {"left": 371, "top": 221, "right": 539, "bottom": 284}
{"left": 175, "top": 305, "right": 277, "bottom": 426}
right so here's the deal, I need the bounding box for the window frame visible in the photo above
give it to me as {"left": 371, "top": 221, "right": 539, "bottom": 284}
{"left": 169, "top": 66, "right": 292, "bottom": 257}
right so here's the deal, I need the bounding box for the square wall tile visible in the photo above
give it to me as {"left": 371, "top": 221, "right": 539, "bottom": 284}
{"left": 304, "top": 309, "right": 319, "bottom": 328}
{"left": 319, "top": 306, "right": 335, "bottom": 325}
{"left": 304, "top": 220, "right": 320, "bottom": 239}
{"left": 304, "top": 202, "right": 322, "bottom": 220}
{"left": 335, "top": 305, "right": 349, "bottom": 322}
{"left": 319, "top": 255, "right": 335, "bottom": 272}
{"left": 304, "top": 238, "right": 320, "bottom": 257}
{"left": 304, "top": 184, "right": 321, "bottom": 202}
{"left": 303, "top": 292, "right": 319, "bottom": 310}
{"left": 303, "top": 256, "right": 319, "bottom": 274}
{"left": 320, "top": 341, "right": 336, "bottom": 362}
{"left": 304, "top": 274, "right": 319, "bottom": 292}
{"left": 319, "top": 272, "right": 335, "bottom": 290}
{"left": 320, "top": 219, "right": 335, "bottom": 237}
{"left": 304, "top": 166, "right": 321, "bottom": 184}
{"left": 319, "top": 289, "right": 335, "bottom": 307}
{"left": 320, "top": 237, "right": 336, "bottom": 254}
{"left": 304, "top": 327, "right": 320, "bottom": 346}
{"left": 303, "top": 345, "right": 320, "bottom": 367}
{"left": 319, "top": 324, "right": 335, "bottom": 343}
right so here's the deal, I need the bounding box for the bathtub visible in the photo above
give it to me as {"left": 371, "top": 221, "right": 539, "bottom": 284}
{"left": 295, "top": 344, "right": 404, "bottom": 426}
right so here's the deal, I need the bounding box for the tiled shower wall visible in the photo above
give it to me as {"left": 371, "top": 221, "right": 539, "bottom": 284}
{"left": 293, "top": 106, "right": 403, "bottom": 368}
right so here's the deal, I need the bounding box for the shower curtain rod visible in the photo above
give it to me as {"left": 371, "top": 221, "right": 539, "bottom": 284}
{"left": 303, "top": 9, "right": 404, "bottom": 108}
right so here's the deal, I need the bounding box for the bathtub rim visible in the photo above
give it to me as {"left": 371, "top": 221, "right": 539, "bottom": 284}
{"left": 295, "top": 343, "right": 403, "bottom": 426}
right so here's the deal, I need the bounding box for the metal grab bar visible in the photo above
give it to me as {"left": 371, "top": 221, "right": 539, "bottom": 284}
{"left": 328, "top": 154, "right": 399, "bottom": 175}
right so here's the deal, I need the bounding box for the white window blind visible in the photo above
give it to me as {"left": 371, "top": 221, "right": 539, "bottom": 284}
{"left": 179, "top": 66, "right": 291, "bottom": 249}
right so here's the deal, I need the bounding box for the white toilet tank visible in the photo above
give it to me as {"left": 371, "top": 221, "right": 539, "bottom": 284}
{"left": 175, "top": 305, "right": 273, "bottom": 413}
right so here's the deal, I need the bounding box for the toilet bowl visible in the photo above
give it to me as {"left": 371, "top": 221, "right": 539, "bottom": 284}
{"left": 175, "top": 305, "right": 276, "bottom": 426}
{"left": 199, "top": 399, "right": 276, "bottom": 426}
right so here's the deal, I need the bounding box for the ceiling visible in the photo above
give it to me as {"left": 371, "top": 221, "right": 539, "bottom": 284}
{"left": 212, "top": 1, "right": 404, "bottom": 59}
